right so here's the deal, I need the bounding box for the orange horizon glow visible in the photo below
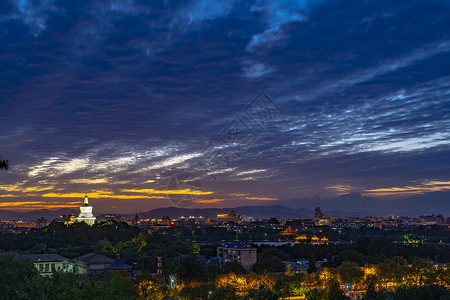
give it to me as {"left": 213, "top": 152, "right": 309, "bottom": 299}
{"left": 243, "top": 196, "right": 279, "bottom": 201}
{"left": 0, "top": 201, "right": 81, "bottom": 210}
{"left": 364, "top": 180, "right": 450, "bottom": 197}
{"left": 41, "top": 192, "right": 167, "bottom": 199}
{"left": 196, "top": 199, "right": 225, "bottom": 204}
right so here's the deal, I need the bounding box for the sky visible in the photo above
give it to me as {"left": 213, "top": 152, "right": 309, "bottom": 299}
{"left": 1, "top": 0, "right": 450, "bottom": 214}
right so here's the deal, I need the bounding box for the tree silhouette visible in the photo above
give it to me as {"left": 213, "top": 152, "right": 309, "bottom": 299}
{"left": 0, "top": 158, "right": 8, "bottom": 170}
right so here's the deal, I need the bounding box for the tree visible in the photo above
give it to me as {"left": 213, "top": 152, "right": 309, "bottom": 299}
{"left": 137, "top": 278, "right": 169, "bottom": 300}
{"left": 336, "top": 250, "right": 366, "bottom": 266}
{"left": 307, "top": 256, "right": 317, "bottom": 273}
{"left": 252, "top": 256, "right": 286, "bottom": 274}
{"left": 210, "top": 285, "right": 237, "bottom": 300}
{"left": 337, "top": 261, "right": 363, "bottom": 289}
{"left": 274, "top": 274, "right": 305, "bottom": 297}
{"left": 326, "top": 279, "right": 350, "bottom": 300}
{"left": 207, "top": 263, "right": 222, "bottom": 281}
{"left": 243, "top": 287, "right": 278, "bottom": 300}
{"left": 305, "top": 288, "right": 326, "bottom": 300}
{"left": 0, "top": 254, "right": 38, "bottom": 299}
{"left": 0, "top": 158, "right": 8, "bottom": 170}
{"left": 223, "top": 261, "right": 246, "bottom": 275}
{"left": 175, "top": 255, "right": 207, "bottom": 284}
{"left": 394, "top": 284, "right": 450, "bottom": 300}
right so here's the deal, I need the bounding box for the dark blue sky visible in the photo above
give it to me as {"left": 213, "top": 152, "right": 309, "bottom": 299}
{"left": 1, "top": 0, "right": 450, "bottom": 213}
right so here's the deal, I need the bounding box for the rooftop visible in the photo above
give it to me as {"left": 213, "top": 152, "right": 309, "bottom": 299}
{"left": 16, "top": 253, "right": 68, "bottom": 262}
{"left": 75, "top": 253, "right": 115, "bottom": 264}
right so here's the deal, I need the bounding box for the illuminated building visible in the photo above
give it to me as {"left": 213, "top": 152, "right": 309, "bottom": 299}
{"left": 217, "top": 210, "right": 240, "bottom": 224}
{"left": 281, "top": 226, "right": 298, "bottom": 236}
{"left": 314, "top": 206, "right": 330, "bottom": 226}
{"left": 217, "top": 242, "right": 257, "bottom": 270}
{"left": 162, "top": 216, "right": 171, "bottom": 225}
{"left": 76, "top": 195, "right": 96, "bottom": 226}
{"left": 16, "top": 254, "right": 73, "bottom": 276}
{"left": 217, "top": 213, "right": 229, "bottom": 223}
{"left": 14, "top": 221, "right": 36, "bottom": 229}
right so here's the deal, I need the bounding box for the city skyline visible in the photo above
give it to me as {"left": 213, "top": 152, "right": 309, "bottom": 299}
{"left": 1, "top": 0, "right": 450, "bottom": 213}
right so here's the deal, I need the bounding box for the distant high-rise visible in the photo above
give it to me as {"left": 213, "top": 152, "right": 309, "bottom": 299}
{"left": 76, "top": 195, "right": 96, "bottom": 226}
{"left": 314, "top": 207, "right": 323, "bottom": 220}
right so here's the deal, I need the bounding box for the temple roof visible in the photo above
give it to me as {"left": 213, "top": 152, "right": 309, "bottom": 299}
{"left": 282, "top": 226, "right": 297, "bottom": 234}
{"left": 75, "top": 253, "right": 114, "bottom": 264}
{"left": 105, "top": 257, "right": 132, "bottom": 270}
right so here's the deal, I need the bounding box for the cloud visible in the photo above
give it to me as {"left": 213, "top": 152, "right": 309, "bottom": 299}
{"left": 123, "top": 188, "right": 213, "bottom": 195}
{"left": 1, "top": 0, "right": 450, "bottom": 212}
{"left": 242, "top": 62, "right": 273, "bottom": 78}
{"left": 41, "top": 192, "right": 167, "bottom": 200}
{"left": 179, "top": 0, "right": 236, "bottom": 26}
{"left": 236, "top": 169, "right": 267, "bottom": 176}
{"left": 246, "top": 0, "right": 310, "bottom": 51}
{"left": 364, "top": 180, "right": 450, "bottom": 197}
{"left": 3, "top": 0, "right": 60, "bottom": 36}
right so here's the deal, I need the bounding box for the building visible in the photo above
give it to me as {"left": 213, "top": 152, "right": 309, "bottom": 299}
{"left": 281, "top": 226, "right": 298, "bottom": 237}
{"left": 162, "top": 216, "right": 171, "bottom": 226}
{"left": 105, "top": 254, "right": 132, "bottom": 277}
{"left": 314, "top": 207, "right": 323, "bottom": 220}
{"left": 283, "top": 260, "right": 309, "bottom": 273}
{"left": 217, "top": 210, "right": 240, "bottom": 224}
{"left": 16, "top": 253, "right": 73, "bottom": 276}
{"left": 229, "top": 210, "right": 237, "bottom": 222}
{"left": 74, "top": 253, "right": 115, "bottom": 274}
{"left": 217, "top": 213, "right": 229, "bottom": 224}
{"left": 76, "top": 195, "right": 96, "bottom": 226}
{"left": 314, "top": 207, "right": 330, "bottom": 226}
{"left": 217, "top": 242, "right": 257, "bottom": 270}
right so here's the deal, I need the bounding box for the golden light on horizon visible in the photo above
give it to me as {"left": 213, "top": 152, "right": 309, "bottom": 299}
{"left": 364, "top": 181, "right": 450, "bottom": 197}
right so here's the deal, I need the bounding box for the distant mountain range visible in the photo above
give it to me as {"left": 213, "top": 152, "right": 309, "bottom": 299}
{"left": 1, "top": 191, "right": 448, "bottom": 221}
{"left": 276, "top": 191, "right": 450, "bottom": 216}
{"left": 0, "top": 208, "right": 78, "bottom": 222}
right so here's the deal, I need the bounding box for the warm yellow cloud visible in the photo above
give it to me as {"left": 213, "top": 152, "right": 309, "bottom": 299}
{"left": 244, "top": 196, "right": 278, "bottom": 201}
{"left": 23, "top": 187, "right": 54, "bottom": 192}
{"left": 0, "top": 184, "right": 22, "bottom": 192}
{"left": 423, "top": 180, "right": 450, "bottom": 186}
{"left": 0, "top": 194, "right": 20, "bottom": 198}
{"left": 0, "top": 184, "right": 54, "bottom": 193}
{"left": 41, "top": 192, "right": 166, "bottom": 200}
{"left": 0, "top": 201, "right": 45, "bottom": 207}
{"left": 0, "top": 201, "right": 80, "bottom": 209}
{"left": 326, "top": 185, "right": 355, "bottom": 194}
{"left": 70, "top": 178, "right": 109, "bottom": 184}
{"left": 196, "top": 199, "right": 225, "bottom": 204}
{"left": 364, "top": 180, "right": 450, "bottom": 197}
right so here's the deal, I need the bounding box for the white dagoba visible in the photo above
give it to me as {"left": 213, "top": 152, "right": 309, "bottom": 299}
{"left": 76, "top": 195, "right": 96, "bottom": 225}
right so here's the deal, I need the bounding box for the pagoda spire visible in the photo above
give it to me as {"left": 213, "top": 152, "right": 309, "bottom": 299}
{"left": 84, "top": 194, "right": 89, "bottom": 205}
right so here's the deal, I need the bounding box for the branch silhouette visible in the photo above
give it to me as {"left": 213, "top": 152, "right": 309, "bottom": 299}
{"left": 0, "top": 158, "right": 8, "bottom": 170}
